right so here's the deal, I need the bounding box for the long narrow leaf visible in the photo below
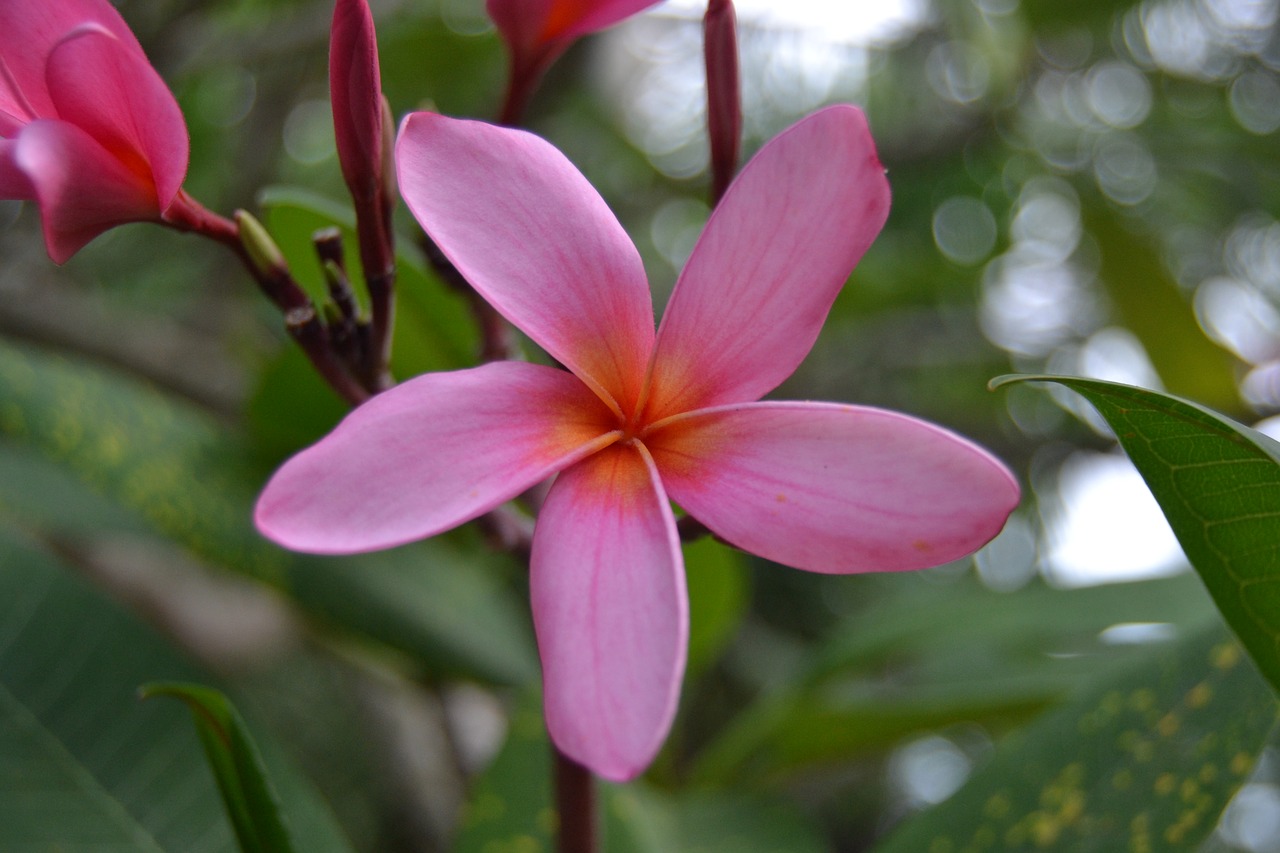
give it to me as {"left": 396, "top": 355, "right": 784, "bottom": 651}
{"left": 140, "top": 684, "right": 298, "bottom": 853}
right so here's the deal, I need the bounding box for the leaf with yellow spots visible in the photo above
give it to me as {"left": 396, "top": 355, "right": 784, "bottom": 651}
{"left": 993, "top": 375, "right": 1280, "bottom": 698}
{"left": 873, "top": 622, "right": 1277, "bottom": 852}
{"left": 0, "top": 339, "right": 536, "bottom": 685}
{"left": 690, "top": 570, "right": 1215, "bottom": 785}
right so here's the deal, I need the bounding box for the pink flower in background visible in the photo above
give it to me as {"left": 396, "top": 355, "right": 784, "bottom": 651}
{"left": 488, "top": 0, "right": 663, "bottom": 122}
{"left": 488, "top": 0, "right": 661, "bottom": 64}
{"left": 0, "top": 0, "right": 189, "bottom": 262}
{"left": 255, "top": 106, "right": 1021, "bottom": 780}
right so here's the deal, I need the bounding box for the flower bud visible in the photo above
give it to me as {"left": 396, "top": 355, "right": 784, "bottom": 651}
{"left": 235, "top": 210, "right": 288, "bottom": 281}
{"left": 704, "top": 0, "right": 741, "bottom": 206}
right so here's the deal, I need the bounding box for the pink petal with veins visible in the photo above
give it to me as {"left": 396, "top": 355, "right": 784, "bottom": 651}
{"left": 256, "top": 362, "right": 618, "bottom": 554}
{"left": 531, "top": 443, "right": 687, "bottom": 781}
{"left": 644, "top": 105, "right": 890, "bottom": 420}
{"left": 396, "top": 112, "right": 655, "bottom": 415}
{"left": 650, "top": 401, "right": 1020, "bottom": 573}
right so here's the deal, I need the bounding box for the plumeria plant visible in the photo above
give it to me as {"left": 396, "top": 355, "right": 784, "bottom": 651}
{"left": 3, "top": 0, "right": 1280, "bottom": 851}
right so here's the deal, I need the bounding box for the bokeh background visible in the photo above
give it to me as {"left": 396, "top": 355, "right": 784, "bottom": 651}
{"left": 4, "top": 0, "right": 1280, "bottom": 850}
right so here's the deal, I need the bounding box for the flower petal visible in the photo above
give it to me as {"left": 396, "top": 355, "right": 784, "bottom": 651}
{"left": 486, "top": 0, "right": 661, "bottom": 51}
{"left": 644, "top": 106, "right": 890, "bottom": 419}
{"left": 648, "top": 402, "right": 1020, "bottom": 573}
{"left": 396, "top": 112, "right": 654, "bottom": 416}
{"left": 13, "top": 120, "right": 164, "bottom": 262}
{"left": 531, "top": 442, "right": 687, "bottom": 782}
{"left": 0, "top": 139, "right": 33, "bottom": 198}
{"left": 539, "top": 0, "right": 664, "bottom": 42}
{"left": 0, "top": 0, "right": 144, "bottom": 119}
{"left": 44, "top": 24, "right": 188, "bottom": 210}
{"left": 256, "top": 362, "right": 617, "bottom": 554}
{"left": 486, "top": 0, "right": 554, "bottom": 53}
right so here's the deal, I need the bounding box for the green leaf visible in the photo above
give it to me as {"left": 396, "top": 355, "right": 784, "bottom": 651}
{"left": 0, "top": 527, "right": 352, "bottom": 852}
{"left": 814, "top": 572, "right": 1213, "bottom": 680}
{"left": 0, "top": 338, "right": 537, "bottom": 685}
{"left": 286, "top": 543, "right": 539, "bottom": 685}
{"left": 683, "top": 537, "right": 749, "bottom": 678}
{"left": 454, "top": 696, "right": 558, "bottom": 852}
{"left": 456, "top": 693, "right": 826, "bottom": 853}
{"left": 994, "top": 374, "right": 1280, "bottom": 697}
{"left": 1081, "top": 203, "right": 1242, "bottom": 415}
{"left": 873, "top": 623, "right": 1277, "bottom": 851}
{"left": 691, "top": 572, "right": 1214, "bottom": 784}
{"left": 609, "top": 787, "right": 829, "bottom": 853}
{"left": 1017, "top": 0, "right": 1141, "bottom": 29}
{"left": 139, "top": 683, "right": 299, "bottom": 853}
{"left": 0, "top": 686, "right": 165, "bottom": 852}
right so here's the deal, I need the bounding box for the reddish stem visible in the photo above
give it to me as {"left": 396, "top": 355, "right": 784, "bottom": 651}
{"left": 162, "top": 189, "right": 241, "bottom": 250}
{"left": 554, "top": 746, "right": 598, "bottom": 853}
{"left": 162, "top": 191, "right": 369, "bottom": 406}
{"left": 498, "top": 55, "right": 542, "bottom": 126}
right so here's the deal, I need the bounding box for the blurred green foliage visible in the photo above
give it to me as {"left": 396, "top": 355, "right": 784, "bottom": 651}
{"left": 4, "top": 0, "right": 1280, "bottom": 849}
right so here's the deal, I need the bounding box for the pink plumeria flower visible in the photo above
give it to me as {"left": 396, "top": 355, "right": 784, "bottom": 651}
{"left": 255, "top": 105, "right": 1020, "bottom": 781}
{"left": 0, "top": 0, "right": 190, "bottom": 262}
{"left": 488, "top": 0, "right": 663, "bottom": 123}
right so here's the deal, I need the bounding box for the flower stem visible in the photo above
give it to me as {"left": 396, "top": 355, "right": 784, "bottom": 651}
{"left": 554, "top": 746, "right": 598, "bottom": 853}
{"left": 498, "top": 56, "right": 540, "bottom": 126}
{"left": 163, "top": 192, "right": 370, "bottom": 406}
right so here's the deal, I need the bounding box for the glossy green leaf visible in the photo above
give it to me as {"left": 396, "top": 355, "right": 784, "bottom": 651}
{"left": 874, "top": 623, "right": 1277, "bottom": 851}
{"left": 0, "top": 528, "right": 352, "bottom": 852}
{"left": 0, "top": 339, "right": 537, "bottom": 685}
{"left": 994, "top": 375, "right": 1280, "bottom": 697}
{"left": 139, "top": 683, "right": 298, "bottom": 853}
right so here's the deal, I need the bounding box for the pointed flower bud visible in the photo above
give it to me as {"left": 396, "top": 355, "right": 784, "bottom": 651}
{"left": 331, "top": 0, "right": 382, "bottom": 205}
{"left": 0, "top": 0, "right": 190, "bottom": 263}
{"left": 330, "top": 0, "right": 393, "bottom": 280}
{"left": 235, "top": 209, "right": 288, "bottom": 281}
{"left": 703, "top": 0, "right": 741, "bottom": 206}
